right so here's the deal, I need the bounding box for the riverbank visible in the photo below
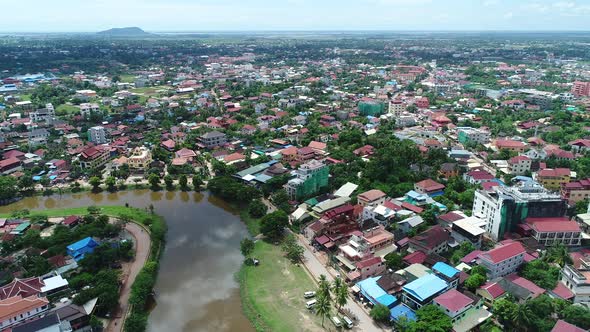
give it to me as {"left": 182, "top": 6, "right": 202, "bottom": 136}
{"left": 237, "top": 241, "right": 325, "bottom": 332}
{"left": 0, "top": 205, "right": 167, "bottom": 332}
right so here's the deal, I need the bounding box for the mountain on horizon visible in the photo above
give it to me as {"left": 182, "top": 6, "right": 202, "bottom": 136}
{"left": 97, "top": 27, "right": 152, "bottom": 37}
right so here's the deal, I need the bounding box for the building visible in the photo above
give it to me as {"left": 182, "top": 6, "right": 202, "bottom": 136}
{"left": 432, "top": 262, "right": 461, "bottom": 290}
{"left": 389, "top": 100, "right": 406, "bottom": 117}
{"left": 508, "top": 156, "right": 531, "bottom": 175}
{"left": 127, "top": 147, "right": 152, "bottom": 170}
{"left": 472, "top": 182, "right": 567, "bottom": 241}
{"left": 285, "top": 160, "right": 329, "bottom": 200}
{"left": 402, "top": 274, "right": 448, "bottom": 309}
{"left": 198, "top": 131, "right": 227, "bottom": 149}
{"left": 537, "top": 168, "right": 571, "bottom": 191}
{"left": 409, "top": 226, "right": 450, "bottom": 255}
{"left": 88, "top": 126, "right": 107, "bottom": 144}
{"left": 551, "top": 320, "right": 586, "bottom": 332}
{"left": 525, "top": 217, "right": 582, "bottom": 246}
{"left": 457, "top": 127, "right": 490, "bottom": 145}
{"left": 572, "top": 81, "right": 590, "bottom": 97}
{"left": 561, "top": 263, "right": 590, "bottom": 304}
{"left": 356, "top": 276, "right": 398, "bottom": 309}
{"left": 451, "top": 216, "right": 486, "bottom": 249}
{"left": 477, "top": 281, "right": 506, "bottom": 307}
{"left": 0, "top": 296, "right": 50, "bottom": 330}
{"left": 495, "top": 139, "right": 527, "bottom": 153}
{"left": 432, "top": 289, "right": 474, "bottom": 323}
{"left": 357, "top": 189, "right": 387, "bottom": 207}
{"left": 67, "top": 237, "right": 99, "bottom": 261}
{"left": 12, "top": 313, "right": 72, "bottom": 332}
{"left": 79, "top": 103, "right": 100, "bottom": 116}
{"left": 439, "top": 163, "right": 459, "bottom": 179}
{"left": 562, "top": 178, "right": 590, "bottom": 203}
{"left": 463, "top": 170, "right": 495, "bottom": 185}
{"left": 414, "top": 179, "right": 445, "bottom": 196}
{"left": 358, "top": 98, "right": 385, "bottom": 116}
{"left": 477, "top": 242, "right": 526, "bottom": 279}
{"left": 29, "top": 104, "right": 55, "bottom": 123}
{"left": 338, "top": 226, "right": 395, "bottom": 262}
{"left": 79, "top": 146, "right": 110, "bottom": 170}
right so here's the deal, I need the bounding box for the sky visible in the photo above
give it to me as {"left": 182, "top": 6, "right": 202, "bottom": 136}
{"left": 2, "top": 0, "right": 590, "bottom": 32}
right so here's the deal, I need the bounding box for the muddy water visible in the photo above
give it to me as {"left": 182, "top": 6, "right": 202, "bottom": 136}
{"left": 0, "top": 190, "right": 255, "bottom": 332}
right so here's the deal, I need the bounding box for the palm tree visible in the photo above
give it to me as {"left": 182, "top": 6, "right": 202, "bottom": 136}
{"left": 315, "top": 293, "right": 332, "bottom": 327}
{"left": 544, "top": 243, "right": 572, "bottom": 267}
{"left": 333, "top": 277, "right": 349, "bottom": 312}
{"left": 318, "top": 274, "right": 332, "bottom": 299}
{"left": 511, "top": 303, "right": 533, "bottom": 332}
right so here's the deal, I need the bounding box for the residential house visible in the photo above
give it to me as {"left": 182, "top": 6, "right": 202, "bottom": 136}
{"left": 477, "top": 242, "right": 526, "bottom": 279}
{"left": 438, "top": 163, "right": 458, "bottom": 179}
{"left": 402, "top": 274, "right": 448, "bottom": 309}
{"left": 495, "top": 139, "right": 527, "bottom": 153}
{"left": 357, "top": 189, "right": 387, "bottom": 207}
{"left": 477, "top": 281, "right": 506, "bottom": 307}
{"left": 537, "top": 168, "right": 571, "bottom": 191}
{"left": 127, "top": 147, "right": 152, "bottom": 171}
{"left": 432, "top": 289, "right": 474, "bottom": 323}
{"left": 66, "top": 237, "right": 99, "bottom": 261}
{"left": 414, "top": 179, "right": 445, "bottom": 196}
{"left": 432, "top": 262, "right": 461, "bottom": 289}
{"left": 551, "top": 320, "right": 586, "bottom": 332}
{"left": 569, "top": 139, "right": 590, "bottom": 153}
{"left": 409, "top": 226, "right": 450, "bottom": 255}
{"left": 451, "top": 216, "right": 486, "bottom": 249}
{"left": 508, "top": 156, "right": 532, "bottom": 175}
{"left": 561, "top": 263, "right": 590, "bottom": 304}
{"left": 79, "top": 146, "right": 110, "bottom": 170}
{"left": 0, "top": 296, "right": 49, "bottom": 330}
{"left": 198, "top": 131, "right": 227, "bottom": 149}
{"left": 562, "top": 178, "right": 590, "bottom": 203}
{"left": 463, "top": 170, "right": 494, "bottom": 185}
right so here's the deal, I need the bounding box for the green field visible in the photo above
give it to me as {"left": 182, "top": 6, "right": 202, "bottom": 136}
{"left": 238, "top": 241, "right": 325, "bottom": 332}
{"left": 120, "top": 74, "right": 136, "bottom": 83}
{"left": 56, "top": 104, "right": 80, "bottom": 115}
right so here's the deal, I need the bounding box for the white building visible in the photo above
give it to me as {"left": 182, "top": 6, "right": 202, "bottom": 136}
{"left": 477, "top": 242, "right": 525, "bottom": 279}
{"left": 457, "top": 127, "right": 491, "bottom": 145}
{"left": 472, "top": 182, "right": 567, "bottom": 241}
{"left": 451, "top": 216, "right": 486, "bottom": 249}
{"left": 88, "top": 126, "right": 107, "bottom": 144}
{"left": 79, "top": 103, "right": 100, "bottom": 117}
{"left": 561, "top": 263, "right": 590, "bottom": 304}
{"left": 508, "top": 155, "right": 532, "bottom": 175}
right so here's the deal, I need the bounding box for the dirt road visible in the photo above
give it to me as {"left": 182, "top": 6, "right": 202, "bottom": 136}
{"left": 105, "top": 220, "right": 151, "bottom": 332}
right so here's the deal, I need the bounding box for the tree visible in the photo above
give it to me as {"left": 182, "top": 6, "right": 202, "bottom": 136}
{"left": 575, "top": 199, "right": 589, "bottom": 215}
{"left": 19, "top": 175, "right": 34, "bottom": 192}
{"left": 240, "top": 238, "right": 255, "bottom": 259}
{"left": 451, "top": 241, "right": 475, "bottom": 264}
{"left": 521, "top": 259, "right": 560, "bottom": 289}
{"left": 281, "top": 235, "right": 304, "bottom": 263}
{"left": 315, "top": 293, "right": 332, "bottom": 327}
{"left": 370, "top": 304, "right": 390, "bottom": 324}
{"left": 333, "top": 277, "right": 349, "bottom": 312}
{"left": 105, "top": 176, "right": 117, "bottom": 192}
{"left": 465, "top": 273, "right": 486, "bottom": 292}
{"left": 259, "top": 211, "right": 288, "bottom": 241}
{"left": 408, "top": 304, "right": 453, "bottom": 332}
{"left": 543, "top": 243, "right": 572, "bottom": 267}
{"left": 89, "top": 176, "right": 101, "bottom": 191}
{"left": 0, "top": 176, "right": 18, "bottom": 201}
{"left": 511, "top": 303, "right": 534, "bottom": 332}
{"left": 164, "top": 175, "right": 174, "bottom": 190}
{"left": 248, "top": 199, "right": 267, "bottom": 218}
{"left": 562, "top": 305, "right": 590, "bottom": 330}
{"left": 318, "top": 274, "right": 332, "bottom": 300}
{"left": 493, "top": 298, "right": 518, "bottom": 329}
{"left": 148, "top": 173, "right": 160, "bottom": 189}
{"left": 192, "top": 175, "right": 203, "bottom": 191}
{"left": 271, "top": 190, "right": 291, "bottom": 213}
{"left": 384, "top": 252, "right": 403, "bottom": 270}
{"left": 178, "top": 174, "right": 188, "bottom": 190}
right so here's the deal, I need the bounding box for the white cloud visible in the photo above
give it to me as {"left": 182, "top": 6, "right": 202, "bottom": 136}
{"left": 503, "top": 11, "right": 514, "bottom": 19}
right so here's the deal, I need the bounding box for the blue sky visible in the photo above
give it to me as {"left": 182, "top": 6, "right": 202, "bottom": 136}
{"left": 2, "top": 0, "right": 590, "bottom": 32}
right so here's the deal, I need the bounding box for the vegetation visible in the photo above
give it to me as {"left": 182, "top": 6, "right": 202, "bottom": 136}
{"left": 520, "top": 259, "right": 560, "bottom": 290}
{"left": 407, "top": 304, "right": 453, "bottom": 332}
{"left": 370, "top": 303, "right": 390, "bottom": 324}
{"left": 259, "top": 211, "right": 289, "bottom": 242}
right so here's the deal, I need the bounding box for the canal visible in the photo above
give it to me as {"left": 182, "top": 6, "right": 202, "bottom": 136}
{"left": 0, "top": 190, "right": 255, "bottom": 332}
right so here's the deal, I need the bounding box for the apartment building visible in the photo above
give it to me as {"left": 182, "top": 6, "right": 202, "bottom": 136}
{"left": 562, "top": 178, "right": 590, "bottom": 203}
{"left": 357, "top": 189, "right": 387, "bottom": 207}
{"left": 79, "top": 146, "right": 110, "bottom": 170}
{"left": 127, "top": 146, "right": 153, "bottom": 171}
{"left": 508, "top": 155, "right": 532, "bottom": 175}
{"left": 457, "top": 127, "right": 490, "bottom": 145}
{"left": 536, "top": 168, "right": 571, "bottom": 191}
{"left": 198, "top": 130, "right": 227, "bottom": 149}
{"left": 88, "top": 126, "right": 107, "bottom": 144}
{"left": 526, "top": 217, "right": 582, "bottom": 247}
{"left": 561, "top": 263, "right": 590, "bottom": 304}
{"left": 477, "top": 242, "right": 526, "bottom": 279}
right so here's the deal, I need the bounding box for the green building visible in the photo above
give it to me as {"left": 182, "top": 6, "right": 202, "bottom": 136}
{"left": 358, "top": 100, "right": 385, "bottom": 116}
{"left": 286, "top": 160, "right": 329, "bottom": 200}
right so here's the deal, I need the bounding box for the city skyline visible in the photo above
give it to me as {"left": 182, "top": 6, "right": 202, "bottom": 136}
{"left": 2, "top": 0, "right": 590, "bottom": 32}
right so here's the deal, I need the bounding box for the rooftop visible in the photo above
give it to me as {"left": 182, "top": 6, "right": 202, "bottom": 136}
{"left": 433, "top": 289, "right": 474, "bottom": 312}
{"left": 478, "top": 242, "right": 525, "bottom": 264}
{"left": 402, "top": 274, "right": 448, "bottom": 302}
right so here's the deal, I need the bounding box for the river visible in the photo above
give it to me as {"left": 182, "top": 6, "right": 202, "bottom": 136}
{"left": 0, "top": 190, "right": 255, "bottom": 332}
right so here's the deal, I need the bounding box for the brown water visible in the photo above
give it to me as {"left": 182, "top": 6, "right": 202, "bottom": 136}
{"left": 0, "top": 190, "right": 255, "bottom": 332}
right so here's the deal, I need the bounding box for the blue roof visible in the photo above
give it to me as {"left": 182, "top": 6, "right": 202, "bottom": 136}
{"left": 432, "top": 262, "right": 460, "bottom": 279}
{"left": 390, "top": 304, "right": 417, "bottom": 322}
{"left": 402, "top": 274, "right": 448, "bottom": 302}
{"left": 67, "top": 237, "right": 97, "bottom": 252}
{"left": 357, "top": 276, "right": 387, "bottom": 305}
{"left": 376, "top": 294, "right": 398, "bottom": 308}
{"left": 406, "top": 190, "right": 427, "bottom": 200}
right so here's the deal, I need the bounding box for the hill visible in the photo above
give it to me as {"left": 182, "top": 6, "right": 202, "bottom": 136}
{"left": 97, "top": 27, "right": 152, "bottom": 37}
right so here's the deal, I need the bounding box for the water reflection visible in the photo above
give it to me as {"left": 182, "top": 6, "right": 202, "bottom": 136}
{"left": 0, "top": 190, "right": 255, "bottom": 332}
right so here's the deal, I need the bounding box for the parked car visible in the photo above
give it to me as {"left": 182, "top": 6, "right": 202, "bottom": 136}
{"left": 342, "top": 316, "right": 353, "bottom": 329}
{"left": 304, "top": 291, "right": 316, "bottom": 298}
{"left": 331, "top": 316, "right": 342, "bottom": 328}
{"left": 306, "top": 299, "right": 317, "bottom": 309}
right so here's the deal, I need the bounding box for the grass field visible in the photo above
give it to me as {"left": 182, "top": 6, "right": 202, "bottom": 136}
{"left": 238, "top": 241, "right": 326, "bottom": 332}
{"left": 120, "top": 74, "right": 136, "bottom": 83}
{"left": 239, "top": 210, "right": 262, "bottom": 236}
{"left": 56, "top": 104, "right": 80, "bottom": 115}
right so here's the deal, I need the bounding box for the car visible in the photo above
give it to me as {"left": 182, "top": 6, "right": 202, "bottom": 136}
{"left": 304, "top": 291, "right": 316, "bottom": 298}
{"left": 306, "top": 299, "right": 317, "bottom": 309}
{"left": 253, "top": 258, "right": 260, "bottom": 266}
{"left": 342, "top": 316, "right": 354, "bottom": 329}
{"left": 330, "top": 316, "right": 342, "bottom": 328}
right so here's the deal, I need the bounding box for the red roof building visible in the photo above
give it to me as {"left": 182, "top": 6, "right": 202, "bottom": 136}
{"left": 551, "top": 320, "right": 586, "bottom": 332}
{"left": 433, "top": 289, "right": 474, "bottom": 317}
{"left": 408, "top": 225, "right": 450, "bottom": 255}
{"left": 525, "top": 217, "right": 582, "bottom": 247}
{"left": 478, "top": 242, "right": 526, "bottom": 279}
{"left": 414, "top": 179, "right": 445, "bottom": 195}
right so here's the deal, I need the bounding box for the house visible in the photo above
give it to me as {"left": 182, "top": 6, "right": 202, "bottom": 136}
{"left": 561, "top": 264, "right": 590, "bottom": 304}
{"left": 0, "top": 157, "right": 22, "bottom": 175}
{"left": 79, "top": 146, "right": 110, "bottom": 170}
{"left": 160, "top": 139, "right": 176, "bottom": 151}
{"left": 402, "top": 273, "right": 448, "bottom": 309}
{"left": 508, "top": 156, "right": 532, "bottom": 175}
{"left": 451, "top": 216, "right": 486, "bottom": 249}
{"left": 198, "top": 131, "right": 227, "bottom": 149}
{"left": 357, "top": 189, "right": 387, "bottom": 207}
{"left": 432, "top": 262, "right": 461, "bottom": 289}
{"left": 500, "top": 274, "right": 546, "bottom": 300}
{"left": 525, "top": 217, "right": 581, "bottom": 247}
{"left": 414, "top": 179, "right": 445, "bottom": 196}
{"left": 433, "top": 289, "right": 474, "bottom": 323}
{"left": 463, "top": 170, "right": 494, "bottom": 185}
{"left": 12, "top": 313, "right": 72, "bottom": 332}
{"left": 356, "top": 276, "right": 398, "bottom": 309}
{"left": 308, "top": 141, "right": 327, "bottom": 154}
{"left": 477, "top": 281, "right": 506, "bottom": 307}
{"left": 537, "top": 168, "right": 571, "bottom": 191}
{"left": 477, "top": 242, "right": 526, "bottom": 279}
{"left": 62, "top": 216, "right": 81, "bottom": 228}
{"left": 0, "top": 277, "right": 44, "bottom": 300}
{"left": 409, "top": 226, "right": 450, "bottom": 255}
{"left": 128, "top": 147, "right": 152, "bottom": 170}
{"left": 0, "top": 295, "right": 50, "bottom": 330}
{"left": 67, "top": 237, "right": 99, "bottom": 261}
{"left": 569, "top": 138, "right": 590, "bottom": 153}
{"left": 495, "top": 139, "right": 527, "bottom": 153}
{"left": 438, "top": 163, "right": 458, "bottom": 179}
{"left": 562, "top": 178, "right": 590, "bottom": 203}
{"left": 352, "top": 256, "right": 387, "bottom": 281}
{"left": 551, "top": 320, "right": 586, "bottom": 332}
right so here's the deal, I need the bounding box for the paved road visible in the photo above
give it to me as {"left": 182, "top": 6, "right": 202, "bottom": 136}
{"left": 105, "top": 221, "right": 151, "bottom": 332}
{"left": 297, "top": 235, "right": 386, "bottom": 332}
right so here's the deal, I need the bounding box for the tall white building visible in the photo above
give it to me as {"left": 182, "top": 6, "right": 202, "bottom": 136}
{"left": 561, "top": 262, "right": 590, "bottom": 304}
{"left": 88, "top": 126, "right": 107, "bottom": 144}
{"left": 472, "top": 182, "right": 566, "bottom": 241}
